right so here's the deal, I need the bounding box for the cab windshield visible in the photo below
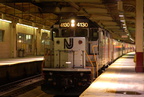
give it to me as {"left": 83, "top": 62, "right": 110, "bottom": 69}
{"left": 61, "top": 28, "right": 88, "bottom": 37}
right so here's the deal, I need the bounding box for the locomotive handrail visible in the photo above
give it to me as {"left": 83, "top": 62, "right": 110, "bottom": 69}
{"left": 84, "top": 50, "right": 94, "bottom": 67}
{"left": 43, "top": 49, "right": 54, "bottom": 68}
{"left": 42, "top": 50, "right": 50, "bottom": 68}
{"left": 92, "top": 45, "right": 98, "bottom": 77}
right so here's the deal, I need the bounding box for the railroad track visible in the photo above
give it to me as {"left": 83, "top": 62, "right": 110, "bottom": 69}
{"left": 0, "top": 74, "right": 44, "bottom": 97}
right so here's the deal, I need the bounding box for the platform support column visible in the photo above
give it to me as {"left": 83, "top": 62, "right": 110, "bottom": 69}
{"left": 135, "top": 0, "right": 144, "bottom": 72}
{"left": 10, "top": 20, "right": 17, "bottom": 58}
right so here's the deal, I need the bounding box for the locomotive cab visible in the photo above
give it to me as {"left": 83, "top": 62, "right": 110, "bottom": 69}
{"left": 42, "top": 17, "right": 101, "bottom": 95}
{"left": 42, "top": 16, "right": 134, "bottom": 95}
{"left": 45, "top": 17, "right": 99, "bottom": 69}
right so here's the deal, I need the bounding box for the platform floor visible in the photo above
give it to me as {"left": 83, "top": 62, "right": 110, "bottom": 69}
{"left": 0, "top": 56, "right": 44, "bottom": 66}
{"left": 80, "top": 52, "right": 144, "bottom": 97}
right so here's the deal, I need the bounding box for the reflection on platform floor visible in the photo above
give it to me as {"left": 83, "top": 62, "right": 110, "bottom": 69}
{"left": 80, "top": 52, "right": 144, "bottom": 97}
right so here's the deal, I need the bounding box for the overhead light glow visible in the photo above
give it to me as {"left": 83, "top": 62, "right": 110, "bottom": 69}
{"left": 17, "top": 23, "right": 38, "bottom": 29}
{"left": 41, "top": 29, "right": 50, "bottom": 32}
{"left": 122, "top": 23, "right": 126, "bottom": 26}
{"left": 120, "top": 20, "right": 125, "bottom": 22}
{"left": 18, "top": 40, "right": 22, "bottom": 43}
{"left": 130, "top": 38, "right": 134, "bottom": 41}
{"left": 119, "top": 15, "right": 124, "bottom": 17}
{"left": 0, "top": 19, "right": 12, "bottom": 23}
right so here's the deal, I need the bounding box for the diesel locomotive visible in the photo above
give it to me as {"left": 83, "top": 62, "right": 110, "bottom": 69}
{"left": 41, "top": 16, "right": 134, "bottom": 95}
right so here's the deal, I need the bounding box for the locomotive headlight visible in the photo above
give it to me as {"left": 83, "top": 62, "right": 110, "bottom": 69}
{"left": 71, "top": 19, "right": 75, "bottom": 27}
{"left": 71, "top": 19, "right": 75, "bottom": 23}
{"left": 71, "top": 23, "right": 75, "bottom": 27}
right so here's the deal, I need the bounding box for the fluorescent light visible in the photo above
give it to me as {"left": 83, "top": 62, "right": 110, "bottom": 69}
{"left": 122, "top": 23, "right": 126, "bottom": 26}
{"left": 17, "top": 23, "right": 38, "bottom": 29}
{"left": 119, "top": 15, "right": 124, "bottom": 17}
{"left": 0, "top": 19, "right": 12, "bottom": 23}
{"left": 120, "top": 20, "right": 125, "bottom": 22}
{"left": 41, "top": 29, "right": 50, "bottom": 32}
{"left": 130, "top": 38, "right": 134, "bottom": 41}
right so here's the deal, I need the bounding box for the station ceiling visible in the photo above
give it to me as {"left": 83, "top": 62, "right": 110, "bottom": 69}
{"left": 0, "top": 0, "right": 136, "bottom": 44}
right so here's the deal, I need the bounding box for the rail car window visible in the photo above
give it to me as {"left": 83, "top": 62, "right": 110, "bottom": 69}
{"left": 90, "top": 29, "right": 98, "bottom": 41}
{"left": 0, "top": 30, "right": 4, "bottom": 42}
{"left": 75, "top": 28, "right": 87, "bottom": 37}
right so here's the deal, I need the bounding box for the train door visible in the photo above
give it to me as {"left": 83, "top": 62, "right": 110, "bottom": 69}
{"left": 105, "top": 32, "right": 109, "bottom": 65}
{"left": 101, "top": 30, "right": 106, "bottom": 66}
{"left": 107, "top": 33, "right": 111, "bottom": 63}
{"left": 98, "top": 29, "right": 103, "bottom": 67}
{"left": 111, "top": 39, "right": 114, "bottom": 61}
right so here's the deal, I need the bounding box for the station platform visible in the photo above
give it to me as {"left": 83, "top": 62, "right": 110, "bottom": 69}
{"left": 80, "top": 52, "right": 144, "bottom": 97}
{"left": 0, "top": 56, "right": 44, "bottom": 66}
{"left": 0, "top": 56, "right": 44, "bottom": 87}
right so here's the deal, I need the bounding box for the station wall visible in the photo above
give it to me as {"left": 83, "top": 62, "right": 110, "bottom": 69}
{"left": 0, "top": 21, "right": 11, "bottom": 58}
{"left": 0, "top": 20, "right": 51, "bottom": 58}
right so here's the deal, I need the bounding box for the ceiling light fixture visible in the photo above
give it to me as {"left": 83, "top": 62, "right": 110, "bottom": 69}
{"left": 0, "top": 19, "right": 12, "bottom": 23}
{"left": 17, "top": 23, "right": 38, "bottom": 29}
{"left": 119, "top": 15, "right": 124, "bottom": 17}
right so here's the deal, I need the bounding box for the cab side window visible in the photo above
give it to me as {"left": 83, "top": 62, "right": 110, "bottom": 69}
{"left": 90, "top": 29, "right": 98, "bottom": 41}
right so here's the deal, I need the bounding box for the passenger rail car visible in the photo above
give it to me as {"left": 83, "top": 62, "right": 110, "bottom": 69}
{"left": 41, "top": 16, "right": 134, "bottom": 95}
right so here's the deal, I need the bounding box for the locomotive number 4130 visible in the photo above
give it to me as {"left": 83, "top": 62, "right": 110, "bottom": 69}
{"left": 60, "top": 22, "right": 88, "bottom": 27}
{"left": 77, "top": 22, "right": 88, "bottom": 27}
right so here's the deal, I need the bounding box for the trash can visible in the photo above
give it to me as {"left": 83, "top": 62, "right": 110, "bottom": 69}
{"left": 18, "top": 49, "right": 25, "bottom": 57}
